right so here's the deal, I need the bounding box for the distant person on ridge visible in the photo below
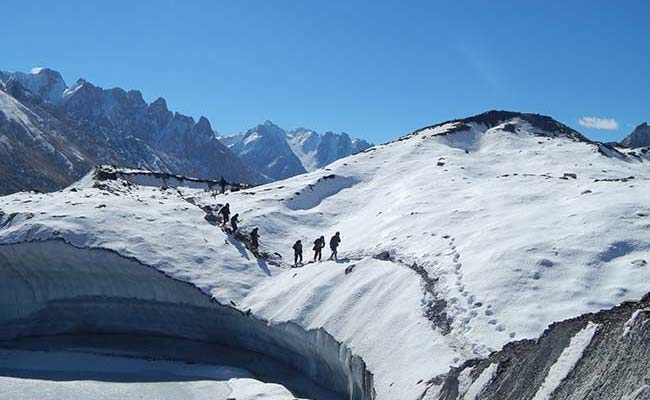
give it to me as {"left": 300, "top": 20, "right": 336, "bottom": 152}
{"left": 329, "top": 232, "right": 341, "bottom": 261}
{"left": 293, "top": 240, "right": 303, "bottom": 266}
{"left": 218, "top": 176, "right": 228, "bottom": 194}
{"left": 250, "top": 227, "right": 259, "bottom": 249}
{"left": 230, "top": 214, "right": 239, "bottom": 233}
{"left": 218, "top": 203, "right": 230, "bottom": 226}
{"left": 313, "top": 236, "right": 325, "bottom": 262}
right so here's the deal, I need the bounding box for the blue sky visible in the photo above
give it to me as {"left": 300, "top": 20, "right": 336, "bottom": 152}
{"left": 2, "top": 1, "right": 648, "bottom": 143}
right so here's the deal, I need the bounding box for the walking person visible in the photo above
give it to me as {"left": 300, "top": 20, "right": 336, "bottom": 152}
{"left": 293, "top": 240, "right": 303, "bottom": 267}
{"left": 250, "top": 227, "right": 260, "bottom": 249}
{"left": 218, "top": 176, "right": 228, "bottom": 194}
{"left": 329, "top": 232, "right": 341, "bottom": 261}
{"left": 218, "top": 203, "right": 230, "bottom": 227}
{"left": 313, "top": 236, "right": 325, "bottom": 262}
{"left": 230, "top": 214, "right": 239, "bottom": 233}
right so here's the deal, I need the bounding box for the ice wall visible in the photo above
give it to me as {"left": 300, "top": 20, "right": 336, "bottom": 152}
{"left": 0, "top": 240, "right": 374, "bottom": 400}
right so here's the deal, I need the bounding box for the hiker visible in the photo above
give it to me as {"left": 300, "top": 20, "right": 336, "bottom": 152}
{"left": 250, "top": 227, "right": 259, "bottom": 249}
{"left": 218, "top": 176, "right": 228, "bottom": 194}
{"left": 313, "top": 236, "right": 325, "bottom": 262}
{"left": 218, "top": 203, "right": 230, "bottom": 226}
{"left": 293, "top": 240, "right": 303, "bottom": 266}
{"left": 230, "top": 214, "right": 239, "bottom": 233}
{"left": 329, "top": 232, "right": 341, "bottom": 261}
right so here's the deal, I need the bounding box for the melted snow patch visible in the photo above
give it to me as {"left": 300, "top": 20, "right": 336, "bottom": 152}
{"left": 532, "top": 322, "right": 599, "bottom": 400}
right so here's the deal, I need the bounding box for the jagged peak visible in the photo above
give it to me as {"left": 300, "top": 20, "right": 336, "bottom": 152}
{"left": 151, "top": 97, "right": 168, "bottom": 111}
{"left": 0, "top": 66, "right": 67, "bottom": 103}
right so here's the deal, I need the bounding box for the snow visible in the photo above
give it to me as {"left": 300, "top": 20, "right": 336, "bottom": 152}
{"left": 532, "top": 322, "right": 599, "bottom": 400}
{"left": 0, "top": 349, "right": 303, "bottom": 400}
{"left": 461, "top": 363, "right": 498, "bottom": 400}
{"left": 622, "top": 308, "right": 650, "bottom": 337}
{"left": 2, "top": 116, "right": 650, "bottom": 399}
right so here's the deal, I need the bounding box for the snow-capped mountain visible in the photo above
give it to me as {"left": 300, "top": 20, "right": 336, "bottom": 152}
{"left": 0, "top": 67, "right": 262, "bottom": 194}
{"left": 222, "top": 123, "right": 373, "bottom": 179}
{"left": 221, "top": 121, "right": 307, "bottom": 181}
{"left": 621, "top": 122, "right": 650, "bottom": 148}
{"left": 1, "top": 110, "right": 650, "bottom": 400}
{"left": 287, "top": 128, "right": 373, "bottom": 172}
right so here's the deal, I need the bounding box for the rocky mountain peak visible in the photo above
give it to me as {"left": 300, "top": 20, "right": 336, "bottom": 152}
{"left": 621, "top": 122, "right": 650, "bottom": 148}
{"left": 0, "top": 67, "right": 67, "bottom": 104}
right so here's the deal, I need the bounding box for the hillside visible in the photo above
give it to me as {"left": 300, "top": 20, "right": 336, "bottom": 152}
{"left": 1, "top": 110, "right": 649, "bottom": 399}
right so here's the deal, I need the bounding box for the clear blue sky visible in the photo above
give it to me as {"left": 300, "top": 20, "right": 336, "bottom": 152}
{"left": 2, "top": 1, "right": 648, "bottom": 143}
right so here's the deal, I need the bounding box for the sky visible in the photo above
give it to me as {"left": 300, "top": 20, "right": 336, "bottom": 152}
{"left": 1, "top": 0, "right": 648, "bottom": 143}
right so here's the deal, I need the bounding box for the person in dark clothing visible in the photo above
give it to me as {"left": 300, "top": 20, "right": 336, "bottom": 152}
{"left": 293, "top": 240, "right": 303, "bottom": 266}
{"left": 250, "top": 227, "right": 259, "bottom": 249}
{"left": 218, "top": 176, "right": 228, "bottom": 194}
{"left": 329, "top": 232, "right": 341, "bottom": 261}
{"left": 313, "top": 236, "right": 325, "bottom": 262}
{"left": 218, "top": 203, "right": 230, "bottom": 226}
{"left": 230, "top": 214, "right": 239, "bottom": 233}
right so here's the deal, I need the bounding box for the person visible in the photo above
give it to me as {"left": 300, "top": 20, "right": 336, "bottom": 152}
{"left": 313, "top": 236, "right": 325, "bottom": 262}
{"left": 218, "top": 176, "right": 228, "bottom": 194}
{"left": 230, "top": 214, "right": 239, "bottom": 233}
{"left": 293, "top": 240, "right": 303, "bottom": 266}
{"left": 250, "top": 227, "right": 259, "bottom": 249}
{"left": 218, "top": 203, "right": 230, "bottom": 226}
{"left": 329, "top": 232, "right": 341, "bottom": 261}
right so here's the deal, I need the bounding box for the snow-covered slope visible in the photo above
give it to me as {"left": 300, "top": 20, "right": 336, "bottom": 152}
{"left": 2, "top": 110, "right": 650, "bottom": 399}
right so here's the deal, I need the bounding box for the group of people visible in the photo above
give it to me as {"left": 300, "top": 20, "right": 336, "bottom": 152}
{"left": 217, "top": 203, "right": 342, "bottom": 268}
{"left": 217, "top": 203, "right": 239, "bottom": 233}
{"left": 292, "top": 232, "right": 341, "bottom": 266}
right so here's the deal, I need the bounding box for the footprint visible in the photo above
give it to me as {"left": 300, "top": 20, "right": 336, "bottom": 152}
{"left": 509, "top": 332, "right": 516, "bottom": 338}
{"left": 496, "top": 324, "right": 506, "bottom": 332}
{"left": 485, "top": 309, "right": 494, "bottom": 316}
{"left": 488, "top": 319, "right": 498, "bottom": 325}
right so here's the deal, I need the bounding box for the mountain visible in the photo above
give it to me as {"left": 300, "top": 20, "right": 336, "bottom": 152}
{"left": 621, "top": 122, "right": 650, "bottom": 148}
{"left": 287, "top": 128, "right": 373, "bottom": 171}
{"left": 0, "top": 67, "right": 262, "bottom": 194}
{"left": 2, "top": 110, "right": 650, "bottom": 399}
{"left": 222, "top": 121, "right": 307, "bottom": 181}
{"left": 222, "top": 123, "right": 373, "bottom": 179}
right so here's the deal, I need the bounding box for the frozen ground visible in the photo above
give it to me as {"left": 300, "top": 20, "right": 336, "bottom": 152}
{"left": 2, "top": 111, "right": 650, "bottom": 399}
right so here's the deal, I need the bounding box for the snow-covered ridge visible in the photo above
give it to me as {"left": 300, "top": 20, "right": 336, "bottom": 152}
{"left": 84, "top": 165, "right": 253, "bottom": 191}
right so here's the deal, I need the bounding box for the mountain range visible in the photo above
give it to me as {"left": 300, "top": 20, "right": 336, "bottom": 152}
{"left": 219, "top": 122, "right": 372, "bottom": 181}
{"left": 0, "top": 67, "right": 371, "bottom": 194}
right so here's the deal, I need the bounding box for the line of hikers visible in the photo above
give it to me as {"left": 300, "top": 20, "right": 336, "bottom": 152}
{"left": 217, "top": 203, "right": 240, "bottom": 233}
{"left": 292, "top": 232, "right": 341, "bottom": 266}
{"left": 217, "top": 202, "right": 341, "bottom": 268}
